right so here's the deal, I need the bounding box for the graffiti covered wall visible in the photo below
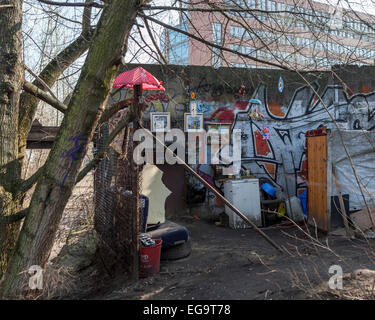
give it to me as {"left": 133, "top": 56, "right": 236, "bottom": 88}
{"left": 232, "top": 81, "right": 375, "bottom": 198}
{"left": 109, "top": 64, "right": 375, "bottom": 201}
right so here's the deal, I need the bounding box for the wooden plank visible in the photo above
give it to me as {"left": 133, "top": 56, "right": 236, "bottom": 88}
{"left": 26, "top": 124, "right": 59, "bottom": 149}
{"left": 307, "top": 135, "right": 328, "bottom": 232}
{"left": 326, "top": 132, "right": 332, "bottom": 233}
{"left": 351, "top": 206, "right": 375, "bottom": 231}
{"left": 26, "top": 141, "right": 55, "bottom": 149}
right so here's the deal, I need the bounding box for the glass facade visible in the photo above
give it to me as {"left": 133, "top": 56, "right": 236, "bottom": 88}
{"left": 212, "top": 22, "right": 223, "bottom": 68}
{"left": 163, "top": 0, "right": 375, "bottom": 69}
{"left": 161, "top": 23, "right": 189, "bottom": 65}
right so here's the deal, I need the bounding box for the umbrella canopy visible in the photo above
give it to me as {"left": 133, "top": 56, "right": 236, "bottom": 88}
{"left": 113, "top": 66, "right": 165, "bottom": 91}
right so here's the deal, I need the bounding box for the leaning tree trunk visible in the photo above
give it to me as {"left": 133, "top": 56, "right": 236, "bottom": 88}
{"left": 0, "top": 0, "right": 24, "bottom": 277}
{"left": 0, "top": 0, "right": 146, "bottom": 299}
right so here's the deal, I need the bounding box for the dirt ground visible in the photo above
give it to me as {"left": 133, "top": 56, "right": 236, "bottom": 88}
{"left": 95, "top": 217, "right": 375, "bottom": 300}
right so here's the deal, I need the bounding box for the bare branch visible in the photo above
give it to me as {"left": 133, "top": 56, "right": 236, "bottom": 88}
{"left": 18, "top": 166, "right": 45, "bottom": 195}
{"left": 98, "top": 98, "right": 132, "bottom": 125}
{"left": 38, "top": 0, "right": 104, "bottom": 8}
{"left": 82, "top": 0, "right": 93, "bottom": 32}
{"left": 24, "top": 63, "right": 59, "bottom": 101}
{"left": 3, "top": 208, "right": 28, "bottom": 225}
{"left": 140, "top": 13, "right": 289, "bottom": 70}
{"left": 23, "top": 81, "right": 67, "bottom": 113}
{"left": 19, "top": 28, "right": 94, "bottom": 142}
{"left": 142, "top": 16, "right": 169, "bottom": 65}
{"left": 142, "top": 5, "right": 289, "bottom": 14}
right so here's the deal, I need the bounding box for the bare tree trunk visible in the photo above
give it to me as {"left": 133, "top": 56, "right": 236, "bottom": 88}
{"left": 0, "top": 0, "right": 24, "bottom": 277}
{"left": 0, "top": 0, "right": 144, "bottom": 299}
{"left": 0, "top": 5, "right": 94, "bottom": 278}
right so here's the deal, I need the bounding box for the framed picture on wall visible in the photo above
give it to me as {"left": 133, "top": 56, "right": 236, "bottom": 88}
{"left": 206, "top": 122, "right": 231, "bottom": 145}
{"left": 184, "top": 113, "right": 204, "bottom": 132}
{"left": 150, "top": 112, "right": 170, "bottom": 132}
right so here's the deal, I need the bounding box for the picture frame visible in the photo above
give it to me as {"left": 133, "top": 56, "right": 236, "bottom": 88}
{"left": 206, "top": 122, "right": 231, "bottom": 145}
{"left": 184, "top": 113, "right": 204, "bottom": 132}
{"left": 150, "top": 112, "right": 170, "bottom": 132}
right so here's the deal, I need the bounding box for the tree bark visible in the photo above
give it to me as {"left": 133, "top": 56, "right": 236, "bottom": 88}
{"left": 0, "top": 0, "right": 145, "bottom": 299}
{"left": 22, "top": 81, "right": 67, "bottom": 113}
{"left": 18, "top": 28, "right": 94, "bottom": 166}
{"left": 0, "top": 6, "right": 94, "bottom": 279}
{"left": 0, "top": 0, "right": 24, "bottom": 277}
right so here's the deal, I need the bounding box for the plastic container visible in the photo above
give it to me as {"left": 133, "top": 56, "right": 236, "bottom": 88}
{"left": 261, "top": 183, "right": 276, "bottom": 197}
{"left": 297, "top": 190, "right": 307, "bottom": 218}
{"left": 286, "top": 196, "right": 305, "bottom": 222}
{"left": 139, "top": 239, "right": 162, "bottom": 278}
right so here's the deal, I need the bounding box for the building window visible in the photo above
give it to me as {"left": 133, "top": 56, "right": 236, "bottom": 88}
{"left": 268, "top": 0, "right": 276, "bottom": 11}
{"left": 212, "top": 22, "right": 222, "bottom": 68}
{"left": 212, "top": 22, "right": 222, "bottom": 43}
{"left": 258, "top": 0, "right": 266, "bottom": 10}
{"left": 248, "top": 0, "right": 256, "bottom": 8}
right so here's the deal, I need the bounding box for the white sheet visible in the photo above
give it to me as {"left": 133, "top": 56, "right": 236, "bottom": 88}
{"left": 141, "top": 164, "right": 171, "bottom": 224}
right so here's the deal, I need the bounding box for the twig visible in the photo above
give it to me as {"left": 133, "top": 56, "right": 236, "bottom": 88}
{"left": 24, "top": 63, "right": 58, "bottom": 101}
{"left": 37, "top": 0, "right": 103, "bottom": 8}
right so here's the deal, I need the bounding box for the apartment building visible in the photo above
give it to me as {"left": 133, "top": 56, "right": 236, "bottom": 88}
{"left": 161, "top": 0, "right": 375, "bottom": 69}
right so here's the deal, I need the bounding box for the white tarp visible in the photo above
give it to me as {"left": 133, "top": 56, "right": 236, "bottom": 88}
{"left": 328, "top": 129, "right": 375, "bottom": 211}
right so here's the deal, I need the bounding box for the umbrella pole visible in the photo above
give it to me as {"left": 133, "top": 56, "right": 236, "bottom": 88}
{"left": 131, "top": 84, "right": 143, "bottom": 235}
{"left": 133, "top": 84, "right": 141, "bottom": 110}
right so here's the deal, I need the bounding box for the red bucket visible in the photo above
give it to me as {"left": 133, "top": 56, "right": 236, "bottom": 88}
{"left": 139, "top": 239, "right": 162, "bottom": 278}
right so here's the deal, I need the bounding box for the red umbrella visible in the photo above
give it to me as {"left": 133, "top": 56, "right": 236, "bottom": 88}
{"left": 113, "top": 66, "right": 165, "bottom": 91}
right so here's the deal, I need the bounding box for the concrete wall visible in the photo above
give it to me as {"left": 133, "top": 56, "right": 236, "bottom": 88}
{"left": 110, "top": 64, "right": 375, "bottom": 214}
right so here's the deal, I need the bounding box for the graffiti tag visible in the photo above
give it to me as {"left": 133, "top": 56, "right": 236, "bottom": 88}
{"left": 145, "top": 92, "right": 169, "bottom": 103}
{"left": 60, "top": 134, "right": 89, "bottom": 189}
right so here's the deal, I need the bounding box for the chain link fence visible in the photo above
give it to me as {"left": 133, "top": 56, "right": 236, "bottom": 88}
{"left": 93, "top": 111, "right": 141, "bottom": 279}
